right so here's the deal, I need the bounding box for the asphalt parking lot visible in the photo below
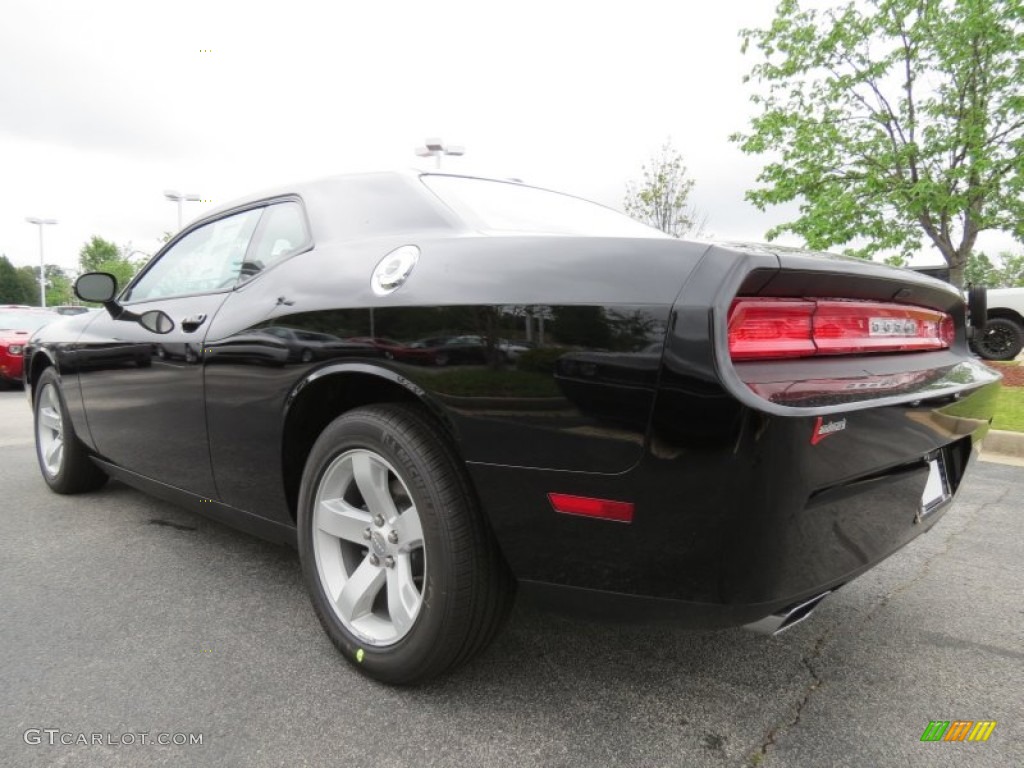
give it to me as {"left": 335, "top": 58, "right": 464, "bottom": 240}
{"left": 1, "top": 389, "right": 1021, "bottom": 767}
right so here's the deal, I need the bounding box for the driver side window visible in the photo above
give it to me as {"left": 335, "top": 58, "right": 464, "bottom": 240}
{"left": 126, "top": 209, "right": 262, "bottom": 302}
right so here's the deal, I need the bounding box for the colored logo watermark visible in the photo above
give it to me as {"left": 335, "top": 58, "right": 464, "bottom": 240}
{"left": 920, "top": 720, "right": 996, "bottom": 742}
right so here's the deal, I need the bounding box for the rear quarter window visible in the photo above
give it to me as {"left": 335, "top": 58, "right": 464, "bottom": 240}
{"left": 421, "top": 175, "right": 667, "bottom": 238}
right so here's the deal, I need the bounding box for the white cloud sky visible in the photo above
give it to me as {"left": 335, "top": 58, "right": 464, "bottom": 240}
{"left": 1, "top": 0, "right": 1018, "bottom": 275}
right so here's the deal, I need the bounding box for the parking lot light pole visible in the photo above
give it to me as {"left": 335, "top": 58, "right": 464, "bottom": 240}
{"left": 25, "top": 217, "right": 57, "bottom": 307}
{"left": 164, "top": 190, "right": 202, "bottom": 230}
{"left": 415, "top": 138, "right": 465, "bottom": 169}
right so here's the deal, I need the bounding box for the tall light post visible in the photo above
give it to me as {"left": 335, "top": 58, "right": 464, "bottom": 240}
{"left": 25, "top": 217, "right": 57, "bottom": 307}
{"left": 415, "top": 138, "right": 465, "bottom": 169}
{"left": 163, "top": 190, "right": 202, "bottom": 230}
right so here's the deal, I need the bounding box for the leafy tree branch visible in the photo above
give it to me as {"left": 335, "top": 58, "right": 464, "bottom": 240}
{"left": 734, "top": 0, "right": 1024, "bottom": 287}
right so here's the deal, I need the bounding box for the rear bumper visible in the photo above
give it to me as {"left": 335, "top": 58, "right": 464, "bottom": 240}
{"left": 471, "top": 373, "right": 999, "bottom": 628}
{"left": 473, "top": 245, "right": 1001, "bottom": 627}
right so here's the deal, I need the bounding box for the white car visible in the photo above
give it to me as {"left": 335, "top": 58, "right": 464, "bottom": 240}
{"left": 973, "top": 287, "right": 1024, "bottom": 361}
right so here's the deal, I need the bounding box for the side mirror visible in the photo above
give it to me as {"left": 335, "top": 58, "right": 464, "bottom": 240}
{"left": 139, "top": 310, "right": 175, "bottom": 335}
{"left": 75, "top": 272, "right": 118, "bottom": 303}
{"left": 76, "top": 271, "right": 174, "bottom": 335}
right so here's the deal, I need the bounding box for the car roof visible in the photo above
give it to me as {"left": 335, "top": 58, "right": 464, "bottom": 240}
{"left": 201, "top": 169, "right": 486, "bottom": 217}
{"left": 185, "top": 171, "right": 455, "bottom": 245}
{"left": 188, "top": 171, "right": 583, "bottom": 245}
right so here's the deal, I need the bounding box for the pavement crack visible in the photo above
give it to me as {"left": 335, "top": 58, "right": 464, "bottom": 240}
{"left": 748, "top": 626, "right": 831, "bottom": 767}
{"left": 747, "top": 486, "right": 1006, "bottom": 767}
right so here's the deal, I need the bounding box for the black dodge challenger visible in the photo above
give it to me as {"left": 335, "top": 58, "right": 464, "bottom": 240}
{"left": 24, "top": 171, "right": 1000, "bottom": 684}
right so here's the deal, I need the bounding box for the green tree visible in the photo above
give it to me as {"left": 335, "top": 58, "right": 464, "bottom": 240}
{"left": 967, "top": 249, "right": 1024, "bottom": 287}
{"left": 624, "top": 140, "right": 707, "bottom": 237}
{"left": 734, "top": 0, "right": 1024, "bottom": 287}
{"left": 19, "top": 265, "right": 74, "bottom": 306}
{"left": 15, "top": 266, "right": 41, "bottom": 306}
{"left": 1000, "top": 252, "right": 1024, "bottom": 286}
{"left": 0, "top": 255, "right": 35, "bottom": 304}
{"left": 964, "top": 251, "right": 1001, "bottom": 286}
{"left": 43, "top": 265, "right": 73, "bottom": 306}
{"left": 79, "top": 236, "right": 120, "bottom": 272}
{"left": 79, "top": 236, "right": 141, "bottom": 290}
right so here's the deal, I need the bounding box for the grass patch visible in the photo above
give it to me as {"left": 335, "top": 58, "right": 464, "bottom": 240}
{"left": 991, "top": 387, "right": 1024, "bottom": 432}
{"left": 939, "top": 383, "right": 1024, "bottom": 432}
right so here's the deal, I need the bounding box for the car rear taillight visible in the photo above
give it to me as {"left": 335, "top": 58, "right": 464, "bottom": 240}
{"left": 728, "top": 298, "right": 955, "bottom": 361}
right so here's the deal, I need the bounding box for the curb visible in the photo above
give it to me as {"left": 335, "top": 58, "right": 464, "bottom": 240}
{"left": 982, "top": 429, "right": 1024, "bottom": 460}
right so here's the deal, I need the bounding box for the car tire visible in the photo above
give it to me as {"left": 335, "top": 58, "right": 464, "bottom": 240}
{"left": 33, "top": 367, "right": 108, "bottom": 494}
{"left": 967, "top": 286, "right": 987, "bottom": 335}
{"left": 297, "top": 403, "right": 513, "bottom": 685}
{"left": 434, "top": 351, "right": 450, "bottom": 366}
{"left": 973, "top": 316, "right": 1024, "bottom": 361}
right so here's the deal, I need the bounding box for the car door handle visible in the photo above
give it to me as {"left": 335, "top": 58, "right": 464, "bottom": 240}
{"left": 181, "top": 313, "right": 207, "bottom": 332}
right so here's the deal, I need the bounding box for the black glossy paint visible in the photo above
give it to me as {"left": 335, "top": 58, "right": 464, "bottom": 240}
{"left": 25, "top": 171, "right": 1001, "bottom": 627}
{"left": 76, "top": 293, "right": 229, "bottom": 496}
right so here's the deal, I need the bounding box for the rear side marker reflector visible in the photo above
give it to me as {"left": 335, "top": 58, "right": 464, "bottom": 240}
{"left": 547, "top": 493, "right": 634, "bottom": 523}
{"left": 728, "top": 298, "right": 955, "bottom": 360}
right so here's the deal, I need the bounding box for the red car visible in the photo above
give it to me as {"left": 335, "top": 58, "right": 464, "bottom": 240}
{"left": 346, "top": 336, "right": 438, "bottom": 364}
{"left": 0, "top": 308, "right": 60, "bottom": 387}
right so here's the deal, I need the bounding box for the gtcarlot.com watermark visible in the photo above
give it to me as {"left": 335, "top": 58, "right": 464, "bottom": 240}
{"left": 24, "top": 729, "right": 203, "bottom": 747}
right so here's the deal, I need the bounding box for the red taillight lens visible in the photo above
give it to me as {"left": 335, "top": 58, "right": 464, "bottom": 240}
{"left": 812, "top": 300, "right": 952, "bottom": 354}
{"left": 727, "top": 299, "right": 816, "bottom": 360}
{"left": 728, "top": 298, "right": 955, "bottom": 361}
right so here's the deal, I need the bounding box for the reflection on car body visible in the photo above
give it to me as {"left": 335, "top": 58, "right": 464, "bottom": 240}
{"left": 554, "top": 342, "right": 663, "bottom": 427}
{"left": 255, "top": 326, "right": 378, "bottom": 363}
{"left": 0, "top": 308, "right": 60, "bottom": 386}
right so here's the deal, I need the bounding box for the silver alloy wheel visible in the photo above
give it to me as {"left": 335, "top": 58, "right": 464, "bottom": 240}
{"left": 312, "top": 448, "right": 426, "bottom": 646}
{"left": 36, "top": 382, "right": 65, "bottom": 477}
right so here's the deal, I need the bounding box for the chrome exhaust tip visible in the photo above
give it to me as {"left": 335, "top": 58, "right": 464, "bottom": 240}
{"left": 743, "top": 590, "right": 832, "bottom": 636}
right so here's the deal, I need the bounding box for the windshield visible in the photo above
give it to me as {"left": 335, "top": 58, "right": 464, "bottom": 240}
{"left": 0, "top": 311, "right": 59, "bottom": 332}
{"left": 421, "top": 175, "right": 668, "bottom": 238}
